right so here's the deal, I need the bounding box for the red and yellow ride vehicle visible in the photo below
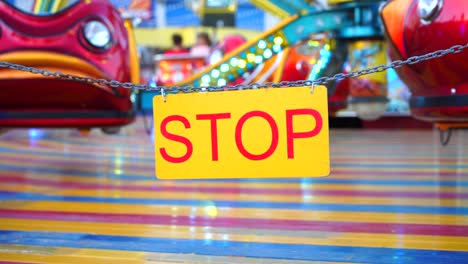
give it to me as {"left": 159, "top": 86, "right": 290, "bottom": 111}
{"left": 380, "top": 0, "right": 468, "bottom": 139}
{"left": 0, "top": 0, "right": 140, "bottom": 134}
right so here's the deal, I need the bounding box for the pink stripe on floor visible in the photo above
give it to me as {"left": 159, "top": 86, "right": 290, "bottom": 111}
{"left": 1, "top": 176, "right": 467, "bottom": 199}
{"left": 0, "top": 209, "right": 466, "bottom": 237}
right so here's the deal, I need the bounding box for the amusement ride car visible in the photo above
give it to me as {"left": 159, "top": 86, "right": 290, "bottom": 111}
{"left": 0, "top": 0, "right": 140, "bottom": 134}
{"left": 380, "top": 0, "right": 468, "bottom": 144}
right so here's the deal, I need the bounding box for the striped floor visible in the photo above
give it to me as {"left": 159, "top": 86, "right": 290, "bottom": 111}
{"left": 0, "top": 118, "right": 467, "bottom": 263}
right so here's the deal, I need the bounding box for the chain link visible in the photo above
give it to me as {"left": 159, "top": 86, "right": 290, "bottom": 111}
{"left": 0, "top": 43, "right": 467, "bottom": 93}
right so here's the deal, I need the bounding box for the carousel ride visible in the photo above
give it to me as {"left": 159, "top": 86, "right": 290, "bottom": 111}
{"left": 142, "top": 0, "right": 388, "bottom": 124}
{"left": 0, "top": 0, "right": 465, "bottom": 145}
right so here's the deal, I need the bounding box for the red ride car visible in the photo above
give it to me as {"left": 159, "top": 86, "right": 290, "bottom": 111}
{"left": 380, "top": 0, "right": 468, "bottom": 125}
{"left": 0, "top": 0, "right": 140, "bottom": 134}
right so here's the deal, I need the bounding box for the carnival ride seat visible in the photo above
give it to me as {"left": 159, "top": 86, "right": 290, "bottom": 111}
{"left": 380, "top": 0, "right": 468, "bottom": 144}
{"left": 154, "top": 54, "right": 208, "bottom": 86}
{"left": 0, "top": 0, "right": 140, "bottom": 135}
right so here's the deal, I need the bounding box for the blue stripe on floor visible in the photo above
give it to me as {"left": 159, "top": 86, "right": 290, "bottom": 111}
{"left": 0, "top": 230, "right": 466, "bottom": 264}
{"left": 1, "top": 191, "right": 467, "bottom": 215}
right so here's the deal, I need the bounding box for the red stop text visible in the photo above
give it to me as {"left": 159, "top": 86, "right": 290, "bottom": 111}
{"left": 159, "top": 109, "right": 322, "bottom": 163}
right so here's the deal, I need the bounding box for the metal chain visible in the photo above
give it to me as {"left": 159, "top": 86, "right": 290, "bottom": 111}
{"left": 0, "top": 43, "right": 467, "bottom": 93}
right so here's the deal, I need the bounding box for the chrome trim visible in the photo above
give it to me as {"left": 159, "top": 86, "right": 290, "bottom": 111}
{"left": 418, "top": 0, "right": 443, "bottom": 24}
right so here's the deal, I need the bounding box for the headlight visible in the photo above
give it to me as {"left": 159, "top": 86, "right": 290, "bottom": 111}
{"left": 418, "top": 0, "right": 443, "bottom": 23}
{"left": 83, "top": 20, "right": 111, "bottom": 49}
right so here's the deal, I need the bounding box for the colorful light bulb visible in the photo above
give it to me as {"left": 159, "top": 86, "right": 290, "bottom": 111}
{"left": 255, "top": 55, "right": 263, "bottom": 64}
{"left": 258, "top": 40, "right": 267, "bottom": 49}
{"left": 217, "top": 79, "right": 227, "bottom": 86}
{"left": 211, "top": 69, "right": 220, "bottom": 78}
{"left": 247, "top": 53, "right": 256, "bottom": 62}
{"left": 201, "top": 75, "right": 211, "bottom": 84}
{"left": 238, "top": 59, "right": 247, "bottom": 69}
{"left": 230, "top": 58, "right": 239, "bottom": 67}
{"left": 263, "top": 49, "right": 273, "bottom": 59}
{"left": 220, "top": 64, "right": 230, "bottom": 72}
{"left": 274, "top": 37, "right": 283, "bottom": 45}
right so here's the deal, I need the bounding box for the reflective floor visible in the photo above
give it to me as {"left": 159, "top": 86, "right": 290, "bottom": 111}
{"left": 0, "top": 118, "right": 467, "bottom": 263}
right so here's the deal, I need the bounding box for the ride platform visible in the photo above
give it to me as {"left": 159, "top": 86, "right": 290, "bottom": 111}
{"left": 0, "top": 117, "right": 467, "bottom": 263}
